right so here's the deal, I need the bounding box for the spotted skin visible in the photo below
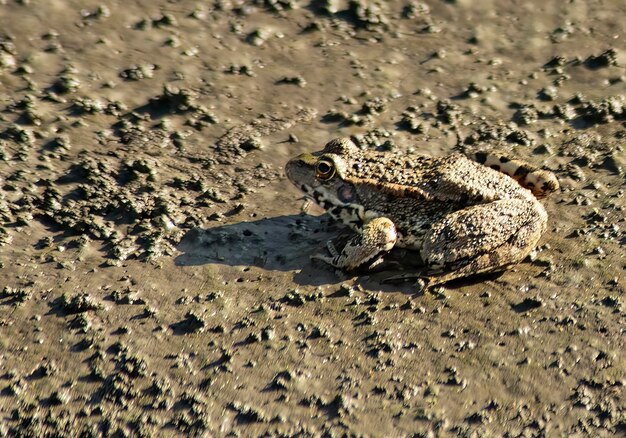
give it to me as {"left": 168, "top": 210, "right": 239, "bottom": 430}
{"left": 471, "top": 151, "right": 560, "bottom": 198}
{"left": 285, "top": 138, "right": 558, "bottom": 285}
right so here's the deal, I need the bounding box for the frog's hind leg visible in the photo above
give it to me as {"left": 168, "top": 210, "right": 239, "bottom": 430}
{"left": 312, "top": 217, "right": 397, "bottom": 271}
{"left": 471, "top": 151, "right": 559, "bottom": 198}
{"left": 420, "top": 247, "right": 519, "bottom": 288}
{"left": 420, "top": 198, "right": 547, "bottom": 285}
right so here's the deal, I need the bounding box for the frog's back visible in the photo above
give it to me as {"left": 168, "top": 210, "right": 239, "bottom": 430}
{"left": 320, "top": 138, "right": 558, "bottom": 202}
{"left": 346, "top": 151, "right": 435, "bottom": 184}
{"left": 344, "top": 152, "right": 507, "bottom": 203}
{"left": 347, "top": 148, "right": 558, "bottom": 202}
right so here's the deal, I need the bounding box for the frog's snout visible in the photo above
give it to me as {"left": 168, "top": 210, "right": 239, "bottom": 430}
{"left": 285, "top": 152, "right": 317, "bottom": 187}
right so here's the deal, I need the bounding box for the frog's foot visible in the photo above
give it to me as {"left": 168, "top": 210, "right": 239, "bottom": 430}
{"left": 416, "top": 277, "right": 430, "bottom": 293}
{"left": 379, "top": 275, "right": 446, "bottom": 294}
{"left": 310, "top": 250, "right": 386, "bottom": 272}
{"left": 380, "top": 272, "right": 422, "bottom": 284}
{"left": 421, "top": 198, "right": 546, "bottom": 284}
{"left": 310, "top": 241, "right": 340, "bottom": 267}
{"left": 311, "top": 217, "right": 397, "bottom": 271}
{"left": 325, "top": 239, "right": 341, "bottom": 258}
{"left": 379, "top": 276, "right": 433, "bottom": 293}
{"left": 310, "top": 239, "right": 343, "bottom": 265}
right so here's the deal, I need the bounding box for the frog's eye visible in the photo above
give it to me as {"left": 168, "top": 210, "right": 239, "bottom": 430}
{"left": 316, "top": 160, "right": 335, "bottom": 180}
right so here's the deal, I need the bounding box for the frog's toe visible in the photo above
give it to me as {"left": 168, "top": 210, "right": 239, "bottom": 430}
{"left": 380, "top": 272, "right": 421, "bottom": 284}
{"left": 310, "top": 253, "right": 335, "bottom": 266}
{"left": 325, "top": 240, "right": 340, "bottom": 258}
{"left": 415, "top": 277, "right": 431, "bottom": 293}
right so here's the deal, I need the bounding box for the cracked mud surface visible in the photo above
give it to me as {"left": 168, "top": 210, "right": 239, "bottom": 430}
{"left": 0, "top": 1, "right": 625, "bottom": 436}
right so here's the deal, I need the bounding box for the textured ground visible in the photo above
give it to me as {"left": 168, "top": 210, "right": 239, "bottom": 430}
{"left": 0, "top": 0, "right": 625, "bottom": 436}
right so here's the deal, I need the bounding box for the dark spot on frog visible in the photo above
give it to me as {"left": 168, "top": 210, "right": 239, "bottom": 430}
{"left": 514, "top": 165, "right": 531, "bottom": 177}
{"left": 312, "top": 191, "right": 323, "bottom": 203}
{"left": 329, "top": 206, "right": 343, "bottom": 217}
{"left": 474, "top": 151, "right": 488, "bottom": 164}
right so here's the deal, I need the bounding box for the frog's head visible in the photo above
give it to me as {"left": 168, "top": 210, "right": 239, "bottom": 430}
{"left": 285, "top": 137, "right": 361, "bottom": 210}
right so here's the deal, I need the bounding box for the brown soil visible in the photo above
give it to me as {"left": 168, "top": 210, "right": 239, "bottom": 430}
{"left": 0, "top": 0, "right": 624, "bottom": 436}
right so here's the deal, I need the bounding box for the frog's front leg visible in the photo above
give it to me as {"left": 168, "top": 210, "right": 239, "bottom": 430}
{"left": 312, "top": 217, "right": 397, "bottom": 271}
{"left": 420, "top": 198, "right": 547, "bottom": 284}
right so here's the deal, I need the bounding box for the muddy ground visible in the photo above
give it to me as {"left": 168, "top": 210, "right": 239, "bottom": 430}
{"left": 0, "top": 0, "right": 624, "bottom": 436}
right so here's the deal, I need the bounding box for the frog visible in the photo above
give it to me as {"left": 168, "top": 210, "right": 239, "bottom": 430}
{"left": 285, "top": 137, "right": 559, "bottom": 287}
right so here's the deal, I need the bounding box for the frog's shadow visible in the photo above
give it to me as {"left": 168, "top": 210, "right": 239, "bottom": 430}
{"left": 175, "top": 214, "right": 343, "bottom": 286}
{"left": 174, "top": 214, "right": 505, "bottom": 290}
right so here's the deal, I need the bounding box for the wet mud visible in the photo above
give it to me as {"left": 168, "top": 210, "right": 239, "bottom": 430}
{"left": 0, "top": 0, "right": 624, "bottom": 436}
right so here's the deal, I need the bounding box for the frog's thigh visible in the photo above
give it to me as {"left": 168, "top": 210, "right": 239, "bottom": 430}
{"left": 421, "top": 199, "right": 546, "bottom": 280}
{"left": 318, "top": 217, "right": 397, "bottom": 270}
